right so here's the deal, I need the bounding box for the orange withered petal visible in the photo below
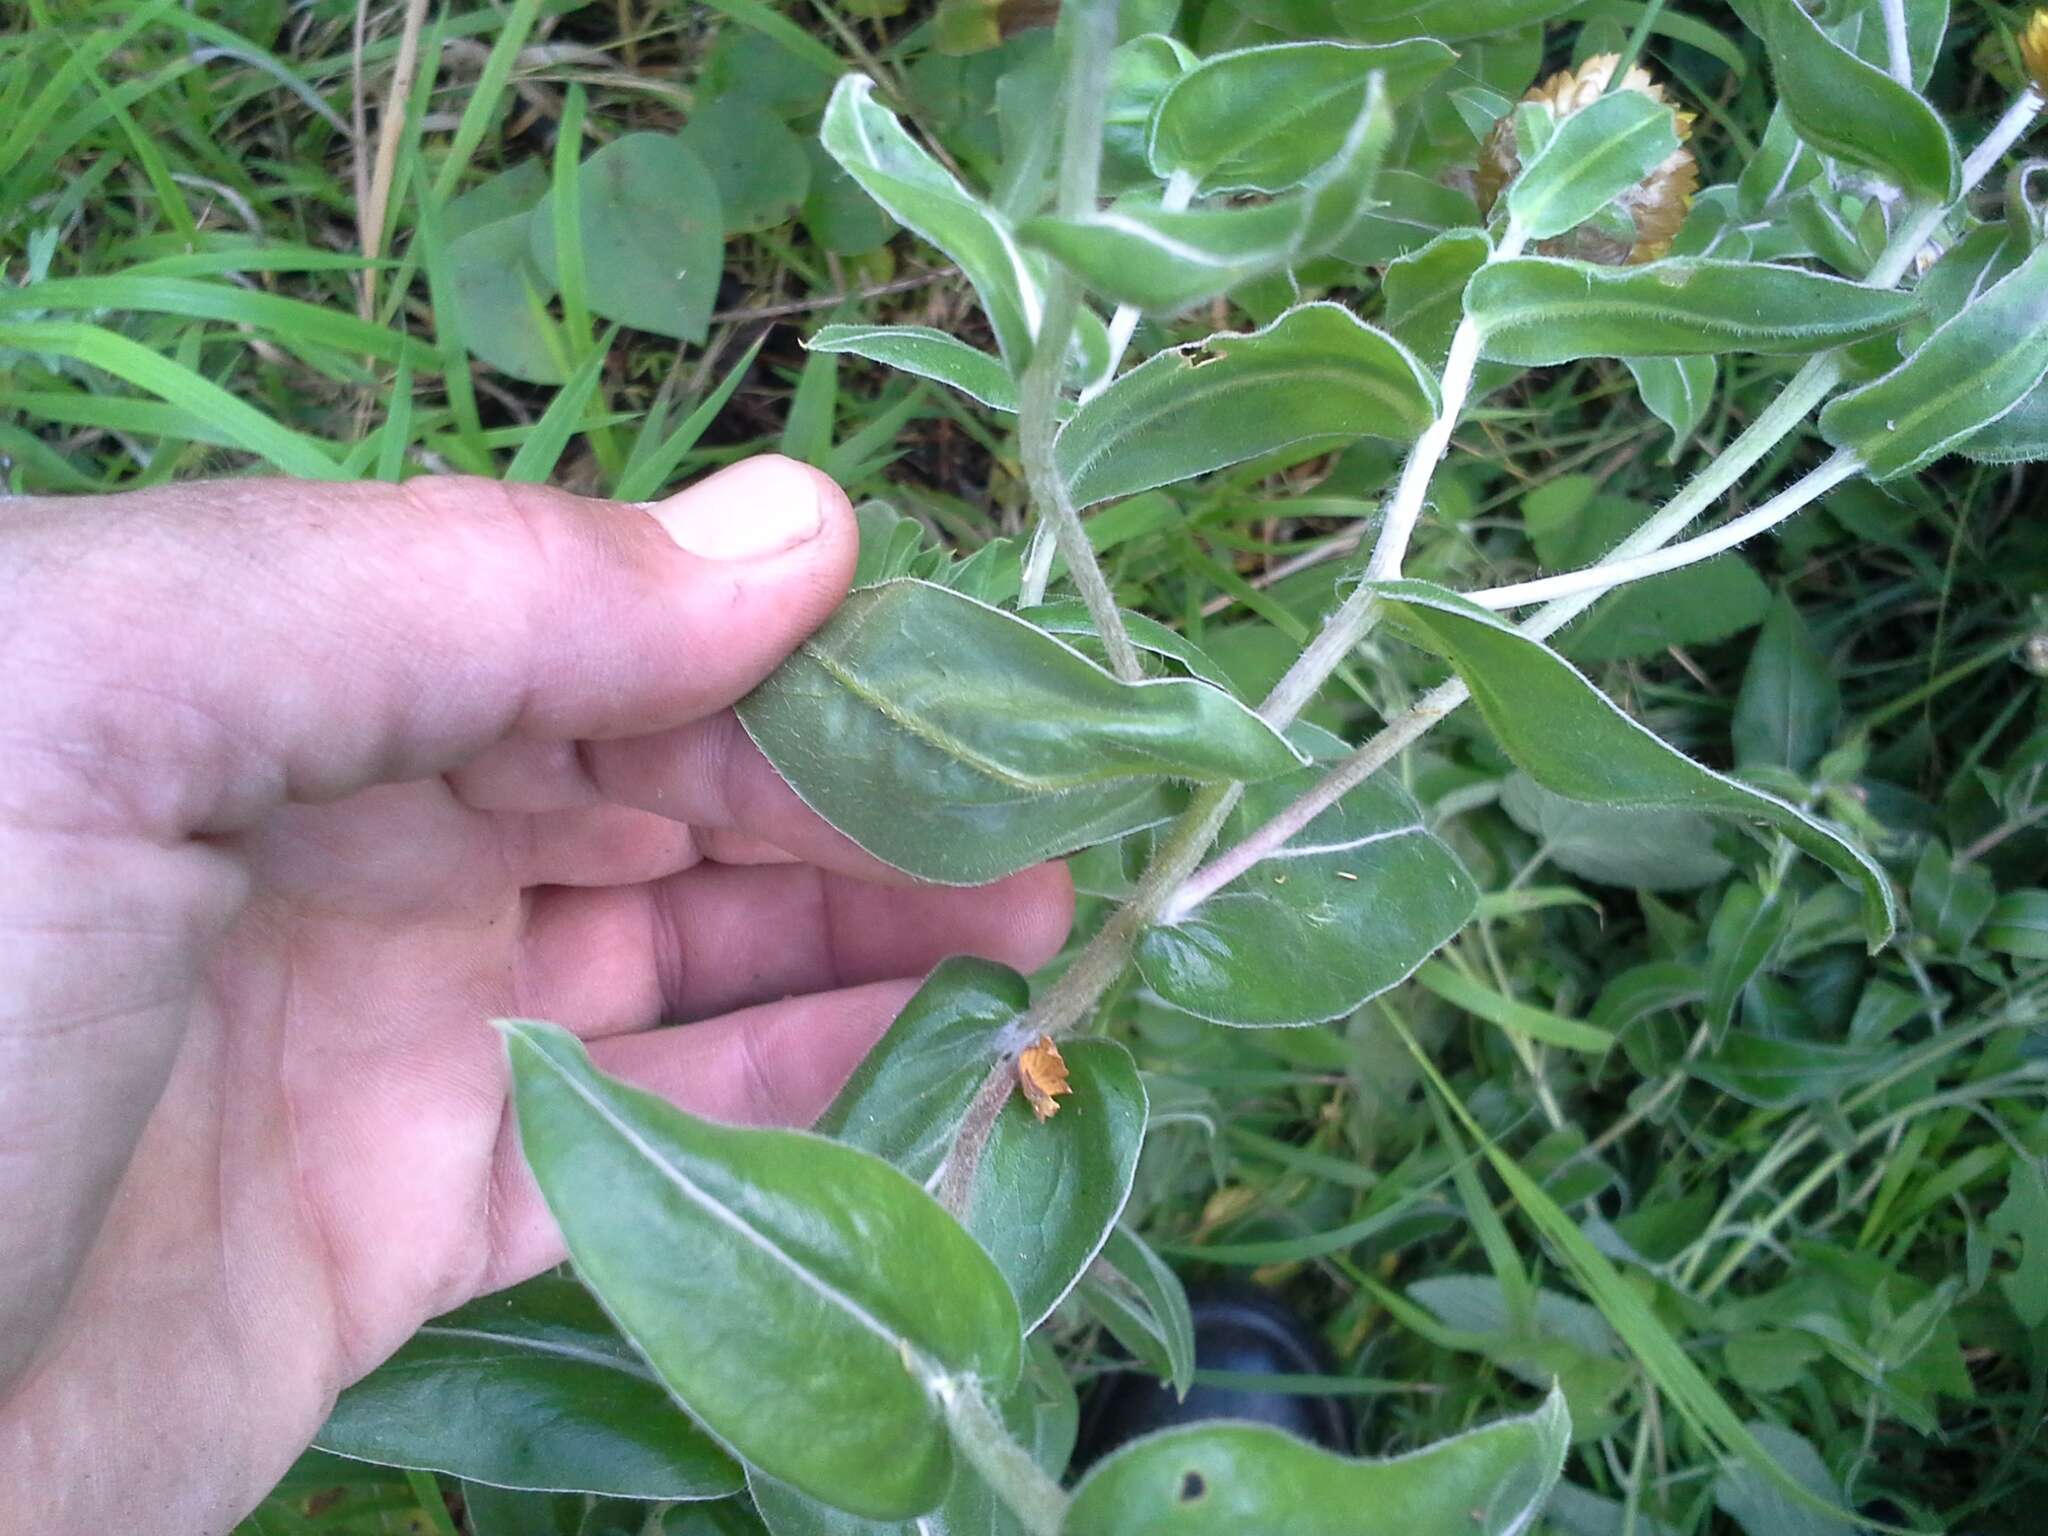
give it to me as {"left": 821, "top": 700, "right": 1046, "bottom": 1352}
{"left": 1017, "top": 1034, "right": 1072, "bottom": 1122}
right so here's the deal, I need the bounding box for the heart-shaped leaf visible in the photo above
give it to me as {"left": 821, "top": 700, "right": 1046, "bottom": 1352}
{"left": 1062, "top": 1386, "right": 1570, "bottom": 1534}
{"left": 530, "top": 133, "right": 722, "bottom": 344}
{"left": 315, "top": 1275, "right": 742, "bottom": 1498}
{"left": 501, "top": 1020, "right": 1022, "bottom": 1521}
{"left": 1137, "top": 727, "right": 1477, "bottom": 1027}
{"left": 1466, "top": 257, "right": 1919, "bottom": 364}
{"left": 1373, "top": 581, "right": 1896, "bottom": 947}
{"left": 1057, "top": 303, "right": 1437, "bottom": 508}
{"left": 737, "top": 581, "right": 1302, "bottom": 884}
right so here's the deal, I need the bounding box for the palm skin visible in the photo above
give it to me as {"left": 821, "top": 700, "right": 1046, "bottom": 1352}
{"left": 0, "top": 460, "right": 1071, "bottom": 1532}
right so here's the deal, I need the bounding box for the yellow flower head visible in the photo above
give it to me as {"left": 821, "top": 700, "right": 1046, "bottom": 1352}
{"left": 1476, "top": 54, "right": 1700, "bottom": 264}
{"left": 2022, "top": 9, "right": 2048, "bottom": 96}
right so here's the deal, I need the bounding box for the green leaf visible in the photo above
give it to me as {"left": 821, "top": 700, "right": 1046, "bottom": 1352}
{"left": 1505, "top": 90, "right": 1680, "bottom": 242}
{"left": 1501, "top": 775, "right": 1734, "bottom": 891}
{"left": 1136, "top": 727, "right": 1476, "bottom": 1027}
{"left": 445, "top": 212, "right": 568, "bottom": 383}
{"left": 816, "top": 962, "right": 1146, "bottom": 1329}
{"left": 1056, "top": 303, "right": 1438, "bottom": 508}
{"left": 1373, "top": 581, "right": 1896, "bottom": 947}
{"left": 970, "top": 1040, "right": 1148, "bottom": 1327}
{"left": 1414, "top": 959, "right": 1615, "bottom": 1054}
{"left": 1564, "top": 555, "right": 1772, "bottom": 662}
{"left": 820, "top": 75, "right": 1042, "bottom": 369}
{"left": 1908, "top": 842, "right": 1997, "bottom": 951}
{"left": 816, "top": 957, "right": 1025, "bottom": 1180}
{"left": 500, "top": 1020, "right": 1022, "bottom": 1521}
{"left": 1074, "top": 1226, "right": 1197, "bottom": 1400}
{"left": 678, "top": 96, "right": 811, "bottom": 235}
{"left": 1712, "top": 1422, "right": 1856, "bottom": 1536}
{"left": 1467, "top": 257, "right": 1920, "bottom": 364}
{"left": 1756, "top": 0, "right": 1957, "bottom": 202}
{"left": 1622, "top": 353, "right": 1717, "bottom": 460}
{"left": 1819, "top": 242, "right": 2048, "bottom": 479}
{"left": 1989, "top": 1161, "right": 2048, "bottom": 1328}
{"left": 1704, "top": 882, "right": 1792, "bottom": 1036}
{"left": 807, "top": 324, "right": 1017, "bottom": 412}
{"left": 1383, "top": 228, "right": 1491, "bottom": 370}
{"left": 1104, "top": 34, "right": 1198, "bottom": 190}
{"left": 530, "top": 133, "right": 722, "bottom": 344}
{"left": 1983, "top": 890, "right": 2048, "bottom": 959}
{"left": 737, "top": 581, "right": 1303, "bottom": 883}
{"left": 1146, "top": 39, "right": 1454, "bottom": 193}
{"left": 1337, "top": 0, "right": 1583, "bottom": 43}
{"left": 1733, "top": 593, "right": 1840, "bottom": 775}
{"left": 1061, "top": 1387, "right": 1568, "bottom": 1535}
{"left": 1331, "top": 170, "right": 1481, "bottom": 265}
{"left": 315, "top": 1275, "right": 742, "bottom": 1498}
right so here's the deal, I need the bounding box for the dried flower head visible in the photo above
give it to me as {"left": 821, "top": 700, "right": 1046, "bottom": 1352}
{"left": 1476, "top": 54, "right": 1700, "bottom": 264}
{"left": 2022, "top": 9, "right": 2048, "bottom": 97}
{"left": 1017, "top": 1034, "right": 1072, "bottom": 1121}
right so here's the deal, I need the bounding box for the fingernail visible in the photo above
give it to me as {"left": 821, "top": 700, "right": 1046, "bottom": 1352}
{"left": 650, "top": 455, "right": 827, "bottom": 561}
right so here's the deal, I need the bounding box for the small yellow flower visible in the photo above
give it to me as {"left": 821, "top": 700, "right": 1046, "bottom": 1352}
{"left": 2021, "top": 9, "right": 2048, "bottom": 96}
{"left": 1475, "top": 54, "right": 1699, "bottom": 264}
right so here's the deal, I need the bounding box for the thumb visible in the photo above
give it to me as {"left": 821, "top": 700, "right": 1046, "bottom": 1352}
{"left": 8, "top": 454, "right": 857, "bottom": 839}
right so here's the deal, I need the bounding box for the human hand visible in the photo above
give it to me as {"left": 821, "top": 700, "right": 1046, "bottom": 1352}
{"left": 0, "top": 459, "right": 1072, "bottom": 1532}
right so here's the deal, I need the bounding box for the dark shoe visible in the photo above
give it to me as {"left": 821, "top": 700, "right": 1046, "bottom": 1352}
{"left": 1073, "top": 1284, "right": 1354, "bottom": 1472}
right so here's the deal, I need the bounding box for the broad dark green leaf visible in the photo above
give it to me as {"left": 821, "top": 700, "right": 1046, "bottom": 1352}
{"left": 530, "top": 134, "right": 722, "bottom": 344}
{"left": 1146, "top": 39, "right": 1453, "bottom": 192}
{"left": 1062, "top": 1387, "right": 1568, "bottom": 1535}
{"left": 1384, "top": 228, "right": 1491, "bottom": 370}
{"left": 1563, "top": 554, "right": 1771, "bottom": 663}
{"left": 679, "top": 96, "right": 811, "bottom": 235}
{"left": 1983, "top": 890, "right": 2048, "bottom": 959}
{"left": 500, "top": 1020, "right": 1022, "bottom": 1521}
{"left": 1908, "top": 842, "right": 1997, "bottom": 951}
{"left": 807, "top": 324, "right": 1017, "bottom": 412}
{"left": 1502, "top": 774, "right": 1734, "bottom": 891}
{"left": 1056, "top": 303, "right": 1437, "bottom": 508}
{"left": 1704, "top": 882, "right": 1791, "bottom": 1036}
{"left": 1374, "top": 581, "right": 1896, "bottom": 946}
{"left": 450, "top": 214, "right": 568, "bottom": 384}
{"left": 820, "top": 75, "right": 1042, "bottom": 369}
{"left": 1819, "top": 242, "right": 2048, "bottom": 478}
{"left": 316, "top": 1275, "right": 741, "bottom": 1498}
{"left": 1467, "top": 257, "right": 1919, "bottom": 364}
{"left": 1075, "top": 1225, "right": 1197, "bottom": 1400}
{"left": 1505, "top": 90, "right": 1680, "bottom": 242}
{"left": 1733, "top": 593, "right": 1840, "bottom": 775}
{"left": 1622, "top": 354, "right": 1716, "bottom": 460}
{"left": 1712, "top": 1421, "right": 1856, "bottom": 1536}
{"left": 1693, "top": 1031, "right": 1893, "bottom": 1108}
{"left": 737, "top": 581, "right": 1302, "bottom": 883}
{"left": 1756, "top": 0, "right": 1956, "bottom": 202}
{"left": 1135, "top": 727, "right": 1477, "bottom": 1026}
{"left": 817, "top": 962, "right": 1147, "bottom": 1329}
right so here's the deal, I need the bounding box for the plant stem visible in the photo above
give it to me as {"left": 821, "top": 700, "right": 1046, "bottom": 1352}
{"left": 1879, "top": 0, "right": 1914, "bottom": 88}
{"left": 1469, "top": 450, "right": 1861, "bottom": 611}
{"left": 939, "top": 1379, "right": 1069, "bottom": 1536}
{"left": 1012, "top": 0, "right": 1139, "bottom": 677}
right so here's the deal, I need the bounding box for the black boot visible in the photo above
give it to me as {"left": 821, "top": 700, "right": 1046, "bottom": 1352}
{"left": 1073, "top": 1284, "right": 1354, "bottom": 1472}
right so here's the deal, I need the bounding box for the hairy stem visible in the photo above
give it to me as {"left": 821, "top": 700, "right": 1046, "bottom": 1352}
{"left": 940, "top": 1379, "right": 1069, "bottom": 1536}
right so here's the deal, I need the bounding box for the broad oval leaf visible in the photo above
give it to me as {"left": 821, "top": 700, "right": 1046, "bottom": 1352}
{"left": 1373, "top": 581, "right": 1896, "bottom": 947}
{"left": 500, "top": 1020, "right": 1022, "bottom": 1520}
{"left": 817, "top": 961, "right": 1147, "bottom": 1331}
{"left": 315, "top": 1275, "right": 742, "bottom": 1498}
{"left": 806, "top": 324, "right": 1017, "bottom": 412}
{"left": 820, "top": 76, "right": 1042, "bottom": 369}
{"left": 450, "top": 214, "right": 569, "bottom": 385}
{"left": 1506, "top": 90, "right": 1681, "bottom": 242}
{"left": 1147, "top": 39, "right": 1453, "bottom": 193}
{"left": 1062, "top": 1386, "right": 1570, "bottom": 1535}
{"left": 736, "top": 581, "right": 1302, "bottom": 883}
{"left": 1756, "top": 0, "right": 1957, "bottom": 202}
{"left": 1466, "top": 257, "right": 1919, "bottom": 364}
{"left": 1819, "top": 241, "right": 2048, "bottom": 478}
{"left": 1137, "top": 727, "right": 1477, "bottom": 1026}
{"left": 678, "top": 96, "right": 811, "bottom": 236}
{"left": 530, "top": 133, "right": 722, "bottom": 344}
{"left": 1384, "top": 228, "right": 1491, "bottom": 370}
{"left": 1057, "top": 303, "right": 1437, "bottom": 508}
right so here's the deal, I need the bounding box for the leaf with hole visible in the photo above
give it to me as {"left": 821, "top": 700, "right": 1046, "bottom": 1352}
{"left": 315, "top": 1275, "right": 741, "bottom": 1498}
{"left": 530, "top": 133, "right": 722, "bottom": 344}
{"left": 1466, "top": 257, "right": 1919, "bottom": 364}
{"left": 1062, "top": 1386, "right": 1569, "bottom": 1535}
{"left": 1373, "top": 581, "right": 1895, "bottom": 947}
{"left": 1137, "top": 726, "right": 1477, "bottom": 1026}
{"left": 500, "top": 1020, "right": 1021, "bottom": 1520}
{"left": 737, "top": 581, "right": 1302, "bottom": 883}
{"left": 1056, "top": 303, "right": 1437, "bottom": 508}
